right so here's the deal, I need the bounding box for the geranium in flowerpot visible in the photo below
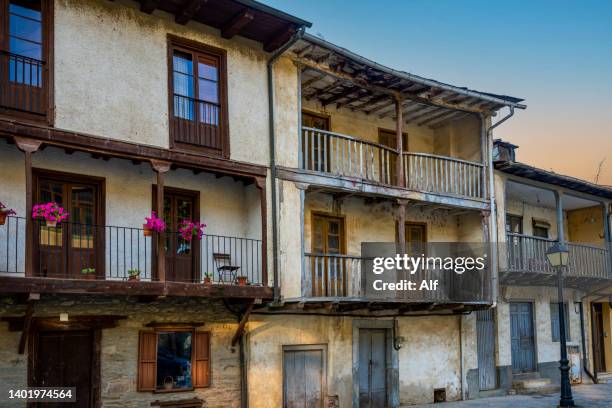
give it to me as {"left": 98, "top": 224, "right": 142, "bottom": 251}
{"left": 0, "top": 202, "right": 16, "bottom": 226}
{"left": 178, "top": 219, "right": 207, "bottom": 242}
{"left": 127, "top": 268, "right": 141, "bottom": 281}
{"left": 32, "top": 202, "right": 69, "bottom": 227}
{"left": 204, "top": 272, "right": 212, "bottom": 285}
{"left": 81, "top": 267, "right": 96, "bottom": 280}
{"left": 143, "top": 211, "right": 166, "bottom": 237}
{"left": 236, "top": 276, "right": 248, "bottom": 286}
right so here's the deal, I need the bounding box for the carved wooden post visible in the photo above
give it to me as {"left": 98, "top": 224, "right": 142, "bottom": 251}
{"left": 395, "top": 96, "right": 405, "bottom": 188}
{"left": 151, "top": 160, "right": 170, "bottom": 282}
{"left": 255, "top": 176, "right": 268, "bottom": 286}
{"left": 15, "top": 137, "right": 42, "bottom": 278}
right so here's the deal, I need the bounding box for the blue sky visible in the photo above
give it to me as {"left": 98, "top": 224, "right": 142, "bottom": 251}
{"left": 264, "top": 0, "right": 612, "bottom": 184}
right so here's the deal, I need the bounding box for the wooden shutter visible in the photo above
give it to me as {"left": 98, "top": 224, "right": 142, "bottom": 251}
{"left": 138, "top": 331, "right": 157, "bottom": 391}
{"left": 193, "top": 332, "right": 210, "bottom": 388}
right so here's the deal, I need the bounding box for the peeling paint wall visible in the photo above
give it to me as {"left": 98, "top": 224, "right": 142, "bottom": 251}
{"left": 53, "top": 0, "right": 285, "bottom": 166}
{"left": 567, "top": 205, "right": 605, "bottom": 245}
{"left": 247, "top": 313, "right": 467, "bottom": 407}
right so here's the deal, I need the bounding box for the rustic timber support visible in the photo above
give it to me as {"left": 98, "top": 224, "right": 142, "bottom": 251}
{"left": 395, "top": 97, "right": 405, "bottom": 188}
{"left": 255, "top": 176, "right": 268, "bottom": 285}
{"left": 175, "top": 0, "right": 207, "bottom": 25}
{"left": 18, "top": 301, "right": 35, "bottom": 354}
{"left": 231, "top": 301, "right": 254, "bottom": 347}
{"left": 139, "top": 0, "right": 159, "bottom": 14}
{"left": 14, "top": 137, "right": 42, "bottom": 278}
{"left": 151, "top": 160, "right": 171, "bottom": 282}
{"left": 396, "top": 199, "right": 407, "bottom": 248}
{"left": 221, "top": 9, "right": 254, "bottom": 39}
{"left": 264, "top": 25, "right": 297, "bottom": 52}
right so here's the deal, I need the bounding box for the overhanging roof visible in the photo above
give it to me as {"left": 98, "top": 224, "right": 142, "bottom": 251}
{"left": 291, "top": 33, "right": 525, "bottom": 128}
{"left": 496, "top": 161, "right": 612, "bottom": 199}
{"left": 136, "top": 0, "right": 311, "bottom": 52}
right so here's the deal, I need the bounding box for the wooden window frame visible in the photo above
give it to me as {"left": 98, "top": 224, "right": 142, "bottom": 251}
{"left": 138, "top": 328, "right": 211, "bottom": 393}
{"left": 167, "top": 35, "right": 229, "bottom": 158}
{"left": 302, "top": 110, "right": 331, "bottom": 130}
{"left": 310, "top": 211, "right": 346, "bottom": 255}
{"left": 0, "top": 0, "right": 54, "bottom": 125}
{"left": 378, "top": 127, "right": 408, "bottom": 151}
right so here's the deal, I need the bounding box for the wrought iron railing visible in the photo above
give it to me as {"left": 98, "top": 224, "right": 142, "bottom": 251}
{"left": 301, "top": 127, "right": 398, "bottom": 185}
{"left": 0, "top": 51, "right": 46, "bottom": 116}
{"left": 0, "top": 217, "right": 263, "bottom": 285}
{"left": 504, "top": 233, "right": 611, "bottom": 280}
{"left": 404, "top": 152, "right": 484, "bottom": 199}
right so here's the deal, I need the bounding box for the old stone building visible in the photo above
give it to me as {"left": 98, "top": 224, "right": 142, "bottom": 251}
{"left": 0, "top": 1, "right": 610, "bottom": 408}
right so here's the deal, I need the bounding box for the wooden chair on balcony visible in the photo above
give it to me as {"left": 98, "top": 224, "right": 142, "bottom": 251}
{"left": 213, "top": 253, "right": 240, "bottom": 284}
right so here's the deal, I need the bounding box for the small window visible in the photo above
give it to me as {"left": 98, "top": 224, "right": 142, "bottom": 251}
{"left": 378, "top": 128, "right": 408, "bottom": 151}
{"left": 532, "top": 220, "right": 549, "bottom": 238}
{"left": 169, "top": 36, "right": 227, "bottom": 157}
{"left": 506, "top": 215, "right": 523, "bottom": 234}
{"left": 138, "top": 330, "right": 210, "bottom": 392}
{"left": 302, "top": 111, "right": 329, "bottom": 130}
{"left": 550, "top": 302, "right": 570, "bottom": 342}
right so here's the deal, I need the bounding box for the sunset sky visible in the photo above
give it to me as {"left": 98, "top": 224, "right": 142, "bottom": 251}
{"left": 265, "top": 0, "right": 612, "bottom": 185}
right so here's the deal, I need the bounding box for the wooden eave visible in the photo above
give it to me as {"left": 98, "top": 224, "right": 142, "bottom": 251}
{"left": 0, "top": 118, "right": 267, "bottom": 181}
{"left": 291, "top": 35, "right": 525, "bottom": 128}
{"left": 0, "top": 276, "right": 274, "bottom": 299}
{"left": 133, "top": 0, "right": 311, "bottom": 52}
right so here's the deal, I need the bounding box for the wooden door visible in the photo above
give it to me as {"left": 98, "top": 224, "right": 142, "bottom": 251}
{"left": 404, "top": 222, "right": 426, "bottom": 256}
{"left": 155, "top": 188, "right": 199, "bottom": 283}
{"left": 592, "top": 303, "right": 606, "bottom": 373}
{"left": 311, "top": 214, "right": 345, "bottom": 296}
{"left": 34, "top": 330, "right": 94, "bottom": 408}
{"left": 283, "top": 346, "right": 326, "bottom": 408}
{"left": 510, "top": 302, "right": 536, "bottom": 373}
{"left": 358, "top": 329, "right": 388, "bottom": 408}
{"left": 35, "top": 176, "right": 101, "bottom": 279}
{"left": 477, "top": 309, "right": 497, "bottom": 390}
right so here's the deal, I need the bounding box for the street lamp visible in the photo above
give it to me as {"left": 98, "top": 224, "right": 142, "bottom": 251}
{"left": 546, "top": 242, "right": 574, "bottom": 407}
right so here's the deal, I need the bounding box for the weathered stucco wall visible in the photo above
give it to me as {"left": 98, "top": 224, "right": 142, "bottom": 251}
{"left": 54, "top": 0, "right": 281, "bottom": 166}
{"left": 0, "top": 295, "right": 241, "bottom": 408}
{"left": 567, "top": 205, "right": 605, "bottom": 245}
{"left": 496, "top": 286, "right": 583, "bottom": 367}
{"left": 247, "top": 313, "right": 467, "bottom": 407}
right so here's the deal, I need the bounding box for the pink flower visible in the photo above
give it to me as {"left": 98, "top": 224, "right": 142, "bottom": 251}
{"left": 178, "top": 219, "right": 206, "bottom": 241}
{"left": 32, "top": 202, "right": 69, "bottom": 224}
{"left": 144, "top": 211, "right": 166, "bottom": 233}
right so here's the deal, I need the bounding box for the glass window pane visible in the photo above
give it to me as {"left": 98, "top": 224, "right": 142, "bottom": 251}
{"left": 173, "top": 51, "right": 193, "bottom": 75}
{"left": 9, "top": 37, "right": 42, "bottom": 60}
{"left": 10, "top": 14, "right": 42, "bottom": 43}
{"left": 198, "top": 79, "right": 218, "bottom": 103}
{"left": 198, "top": 62, "right": 217, "bottom": 81}
{"left": 156, "top": 332, "right": 193, "bottom": 390}
{"left": 9, "top": 2, "right": 42, "bottom": 21}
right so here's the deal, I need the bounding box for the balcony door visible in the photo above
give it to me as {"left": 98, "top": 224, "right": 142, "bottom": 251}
{"left": 34, "top": 171, "right": 105, "bottom": 279}
{"left": 311, "top": 213, "right": 345, "bottom": 296}
{"left": 153, "top": 187, "right": 199, "bottom": 283}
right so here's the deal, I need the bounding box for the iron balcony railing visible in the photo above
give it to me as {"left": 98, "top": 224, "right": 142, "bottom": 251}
{"left": 300, "top": 127, "right": 486, "bottom": 199}
{"left": 504, "top": 233, "right": 611, "bottom": 280}
{"left": 0, "top": 51, "right": 47, "bottom": 116}
{"left": 304, "top": 252, "right": 490, "bottom": 302}
{"left": 0, "top": 217, "right": 263, "bottom": 285}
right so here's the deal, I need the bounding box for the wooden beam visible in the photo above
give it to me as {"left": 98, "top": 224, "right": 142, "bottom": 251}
{"left": 351, "top": 94, "right": 390, "bottom": 112}
{"left": 231, "top": 301, "right": 254, "bottom": 347}
{"left": 414, "top": 109, "right": 453, "bottom": 126}
{"left": 419, "top": 110, "right": 462, "bottom": 127}
{"left": 395, "top": 99, "right": 405, "bottom": 187}
{"left": 175, "top": 0, "right": 207, "bottom": 25}
{"left": 255, "top": 176, "right": 268, "bottom": 285}
{"left": 139, "top": 0, "right": 159, "bottom": 14}
{"left": 320, "top": 86, "right": 361, "bottom": 106}
{"left": 221, "top": 9, "right": 254, "bottom": 39}
{"left": 151, "top": 160, "right": 170, "bottom": 283}
{"left": 18, "top": 302, "right": 34, "bottom": 354}
{"left": 405, "top": 106, "right": 437, "bottom": 123}
{"left": 306, "top": 79, "right": 345, "bottom": 100}
{"left": 264, "top": 25, "right": 296, "bottom": 52}
{"left": 301, "top": 71, "right": 326, "bottom": 88}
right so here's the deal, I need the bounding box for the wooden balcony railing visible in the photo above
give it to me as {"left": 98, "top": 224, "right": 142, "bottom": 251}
{"left": 404, "top": 152, "right": 484, "bottom": 199}
{"left": 171, "top": 94, "right": 223, "bottom": 152}
{"left": 304, "top": 253, "right": 362, "bottom": 297}
{"left": 0, "top": 51, "right": 47, "bottom": 117}
{"left": 0, "top": 217, "right": 264, "bottom": 286}
{"left": 504, "top": 233, "right": 611, "bottom": 280}
{"left": 300, "top": 128, "right": 486, "bottom": 199}
{"left": 301, "top": 127, "right": 398, "bottom": 185}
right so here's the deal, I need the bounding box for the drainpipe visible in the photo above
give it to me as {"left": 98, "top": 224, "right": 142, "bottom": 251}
{"left": 481, "top": 107, "right": 514, "bottom": 306}
{"left": 267, "top": 27, "right": 306, "bottom": 302}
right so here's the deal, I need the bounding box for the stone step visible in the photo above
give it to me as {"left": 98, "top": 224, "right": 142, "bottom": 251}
{"left": 597, "top": 372, "right": 612, "bottom": 384}
{"left": 512, "top": 376, "right": 560, "bottom": 395}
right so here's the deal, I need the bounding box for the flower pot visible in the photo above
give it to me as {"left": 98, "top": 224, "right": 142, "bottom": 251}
{"left": 143, "top": 224, "right": 152, "bottom": 237}
{"left": 163, "top": 376, "right": 174, "bottom": 390}
{"left": 0, "top": 211, "right": 7, "bottom": 226}
{"left": 82, "top": 273, "right": 96, "bottom": 280}
{"left": 236, "top": 276, "right": 248, "bottom": 286}
{"left": 204, "top": 277, "right": 212, "bottom": 285}
{"left": 46, "top": 220, "right": 57, "bottom": 228}
{"left": 128, "top": 275, "right": 140, "bottom": 282}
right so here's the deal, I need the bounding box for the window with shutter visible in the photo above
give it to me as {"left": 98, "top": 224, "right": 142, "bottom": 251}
{"left": 137, "top": 330, "right": 211, "bottom": 393}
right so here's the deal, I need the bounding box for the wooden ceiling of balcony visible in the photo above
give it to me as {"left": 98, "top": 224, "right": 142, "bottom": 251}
{"left": 134, "top": 0, "right": 311, "bottom": 51}
{"left": 292, "top": 34, "right": 525, "bottom": 128}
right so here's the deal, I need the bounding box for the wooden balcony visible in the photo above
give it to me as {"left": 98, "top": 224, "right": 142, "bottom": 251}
{"left": 501, "top": 233, "right": 612, "bottom": 289}
{"left": 299, "top": 127, "right": 486, "bottom": 203}
{"left": 0, "top": 51, "right": 48, "bottom": 121}
{"left": 303, "top": 252, "right": 491, "bottom": 306}
{"left": 0, "top": 217, "right": 271, "bottom": 299}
